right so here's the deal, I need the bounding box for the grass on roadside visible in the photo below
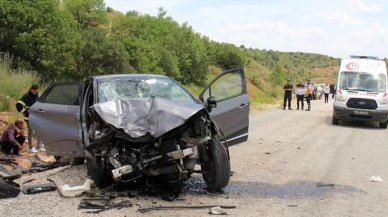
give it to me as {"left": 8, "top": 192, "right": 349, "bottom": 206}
{"left": 0, "top": 53, "right": 41, "bottom": 112}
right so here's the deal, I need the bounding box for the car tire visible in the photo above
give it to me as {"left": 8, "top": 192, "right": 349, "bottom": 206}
{"left": 332, "top": 115, "right": 339, "bottom": 125}
{"left": 86, "top": 156, "right": 113, "bottom": 188}
{"left": 379, "top": 121, "right": 388, "bottom": 129}
{"left": 201, "top": 140, "right": 231, "bottom": 190}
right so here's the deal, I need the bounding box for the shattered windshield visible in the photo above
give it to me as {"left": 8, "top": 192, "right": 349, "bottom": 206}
{"left": 339, "top": 71, "right": 387, "bottom": 92}
{"left": 97, "top": 77, "right": 197, "bottom": 104}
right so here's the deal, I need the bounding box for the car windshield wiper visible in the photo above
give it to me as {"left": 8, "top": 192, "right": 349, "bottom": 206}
{"left": 349, "top": 88, "right": 378, "bottom": 92}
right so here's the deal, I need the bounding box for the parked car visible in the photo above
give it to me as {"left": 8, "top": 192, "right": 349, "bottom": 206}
{"left": 29, "top": 69, "right": 250, "bottom": 196}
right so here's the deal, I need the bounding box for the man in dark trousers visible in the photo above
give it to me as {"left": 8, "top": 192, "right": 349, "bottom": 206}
{"left": 16, "top": 84, "right": 45, "bottom": 153}
{"left": 0, "top": 119, "right": 25, "bottom": 156}
{"left": 283, "top": 80, "right": 293, "bottom": 110}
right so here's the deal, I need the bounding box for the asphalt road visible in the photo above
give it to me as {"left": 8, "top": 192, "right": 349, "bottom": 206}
{"left": 1, "top": 99, "right": 387, "bottom": 217}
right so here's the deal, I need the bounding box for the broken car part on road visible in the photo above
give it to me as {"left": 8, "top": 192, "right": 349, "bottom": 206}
{"left": 137, "top": 205, "right": 237, "bottom": 213}
{"left": 22, "top": 182, "right": 57, "bottom": 194}
{"left": 0, "top": 179, "right": 20, "bottom": 199}
{"left": 59, "top": 178, "right": 94, "bottom": 197}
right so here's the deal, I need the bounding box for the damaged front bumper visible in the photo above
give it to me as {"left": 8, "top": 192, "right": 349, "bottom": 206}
{"left": 85, "top": 98, "right": 216, "bottom": 192}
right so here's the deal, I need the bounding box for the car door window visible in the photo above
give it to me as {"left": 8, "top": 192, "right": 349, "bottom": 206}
{"left": 203, "top": 70, "right": 244, "bottom": 102}
{"left": 44, "top": 84, "right": 80, "bottom": 105}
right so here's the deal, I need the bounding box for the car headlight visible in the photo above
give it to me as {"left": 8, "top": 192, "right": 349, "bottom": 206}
{"left": 337, "top": 95, "right": 347, "bottom": 102}
{"left": 379, "top": 93, "right": 388, "bottom": 105}
{"left": 336, "top": 89, "right": 347, "bottom": 102}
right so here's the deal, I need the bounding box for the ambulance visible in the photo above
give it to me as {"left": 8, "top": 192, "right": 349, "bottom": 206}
{"left": 333, "top": 56, "right": 388, "bottom": 128}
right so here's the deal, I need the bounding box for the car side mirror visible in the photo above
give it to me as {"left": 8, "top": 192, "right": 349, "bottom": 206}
{"left": 207, "top": 96, "right": 217, "bottom": 111}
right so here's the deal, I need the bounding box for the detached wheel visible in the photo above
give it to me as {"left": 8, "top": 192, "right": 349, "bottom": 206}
{"left": 332, "top": 115, "right": 339, "bottom": 125}
{"left": 87, "top": 156, "right": 113, "bottom": 188}
{"left": 201, "top": 140, "right": 231, "bottom": 190}
{"left": 379, "top": 121, "right": 388, "bottom": 129}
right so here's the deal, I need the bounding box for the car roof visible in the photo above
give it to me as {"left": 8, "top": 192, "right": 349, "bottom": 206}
{"left": 93, "top": 74, "right": 171, "bottom": 82}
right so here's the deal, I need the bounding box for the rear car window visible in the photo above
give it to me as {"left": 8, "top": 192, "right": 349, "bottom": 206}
{"left": 44, "top": 84, "right": 80, "bottom": 105}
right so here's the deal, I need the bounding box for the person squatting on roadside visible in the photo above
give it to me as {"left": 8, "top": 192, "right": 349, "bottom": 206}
{"left": 296, "top": 80, "right": 305, "bottom": 111}
{"left": 305, "top": 80, "right": 313, "bottom": 111}
{"left": 16, "top": 84, "right": 45, "bottom": 153}
{"left": 0, "top": 119, "right": 25, "bottom": 156}
{"left": 324, "top": 84, "right": 330, "bottom": 103}
{"left": 283, "top": 79, "right": 293, "bottom": 110}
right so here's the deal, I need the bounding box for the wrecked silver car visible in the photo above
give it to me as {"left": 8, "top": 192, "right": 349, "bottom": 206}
{"left": 29, "top": 69, "right": 250, "bottom": 196}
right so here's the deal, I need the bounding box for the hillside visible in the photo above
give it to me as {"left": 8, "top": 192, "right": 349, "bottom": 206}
{"left": 242, "top": 50, "right": 340, "bottom": 104}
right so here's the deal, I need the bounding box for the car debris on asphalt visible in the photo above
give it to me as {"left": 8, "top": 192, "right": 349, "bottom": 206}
{"left": 59, "top": 178, "right": 94, "bottom": 197}
{"left": 137, "top": 205, "right": 236, "bottom": 213}
{"left": 0, "top": 179, "right": 20, "bottom": 199}
{"left": 368, "top": 176, "right": 383, "bottom": 182}
{"left": 209, "top": 206, "right": 229, "bottom": 215}
{"left": 79, "top": 198, "right": 132, "bottom": 214}
{"left": 22, "top": 182, "right": 57, "bottom": 194}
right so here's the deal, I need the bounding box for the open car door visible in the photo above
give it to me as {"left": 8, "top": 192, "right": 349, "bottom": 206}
{"left": 29, "top": 83, "right": 84, "bottom": 157}
{"left": 199, "top": 68, "right": 250, "bottom": 146}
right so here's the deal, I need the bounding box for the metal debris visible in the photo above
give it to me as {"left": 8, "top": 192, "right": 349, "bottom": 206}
{"left": 0, "top": 179, "right": 20, "bottom": 199}
{"left": 137, "top": 205, "right": 236, "bottom": 213}
{"left": 22, "top": 182, "right": 57, "bottom": 194}
{"left": 82, "top": 199, "right": 133, "bottom": 214}
{"left": 79, "top": 197, "right": 112, "bottom": 210}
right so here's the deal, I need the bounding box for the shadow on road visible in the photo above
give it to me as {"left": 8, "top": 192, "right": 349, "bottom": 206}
{"left": 184, "top": 176, "right": 362, "bottom": 199}
{"left": 324, "top": 116, "right": 384, "bottom": 130}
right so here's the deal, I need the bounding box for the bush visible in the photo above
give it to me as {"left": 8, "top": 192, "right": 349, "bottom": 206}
{"left": 0, "top": 53, "right": 41, "bottom": 111}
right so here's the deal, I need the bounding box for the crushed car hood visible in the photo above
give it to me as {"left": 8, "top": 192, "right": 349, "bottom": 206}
{"left": 92, "top": 98, "right": 204, "bottom": 138}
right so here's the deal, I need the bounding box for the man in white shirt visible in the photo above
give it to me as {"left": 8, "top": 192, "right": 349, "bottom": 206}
{"left": 324, "top": 84, "right": 330, "bottom": 103}
{"left": 296, "top": 80, "right": 305, "bottom": 110}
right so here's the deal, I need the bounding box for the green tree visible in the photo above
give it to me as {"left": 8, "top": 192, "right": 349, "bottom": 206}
{"left": 207, "top": 42, "right": 247, "bottom": 70}
{"left": 63, "top": 0, "right": 130, "bottom": 78}
{"left": 0, "top": 0, "right": 81, "bottom": 80}
{"left": 63, "top": 0, "right": 107, "bottom": 29}
{"left": 111, "top": 9, "right": 209, "bottom": 84}
{"left": 269, "top": 64, "right": 286, "bottom": 97}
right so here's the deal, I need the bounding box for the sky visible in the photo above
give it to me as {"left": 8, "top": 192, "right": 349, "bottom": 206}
{"left": 104, "top": 0, "right": 388, "bottom": 58}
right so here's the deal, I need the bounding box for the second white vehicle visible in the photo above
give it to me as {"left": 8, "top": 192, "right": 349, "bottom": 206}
{"left": 333, "top": 56, "right": 388, "bottom": 128}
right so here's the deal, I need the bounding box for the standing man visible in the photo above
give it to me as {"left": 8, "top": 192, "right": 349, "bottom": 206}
{"left": 0, "top": 119, "right": 25, "bottom": 156}
{"left": 324, "top": 84, "right": 330, "bottom": 103}
{"left": 305, "top": 80, "right": 313, "bottom": 111}
{"left": 296, "top": 80, "right": 305, "bottom": 111}
{"left": 16, "top": 84, "right": 45, "bottom": 153}
{"left": 330, "top": 84, "right": 336, "bottom": 99}
{"left": 283, "top": 79, "right": 293, "bottom": 110}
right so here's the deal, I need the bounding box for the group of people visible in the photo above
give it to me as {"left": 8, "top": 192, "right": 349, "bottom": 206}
{"left": 283, "top": 80, "right": 332, "bottom": 111}
{"left": 0, "top": 84, "right": 45, "bottom": 156}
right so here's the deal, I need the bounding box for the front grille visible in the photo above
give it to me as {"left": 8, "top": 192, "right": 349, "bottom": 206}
{"left": 346, "top": 98, "right": 378, "bottom": 110}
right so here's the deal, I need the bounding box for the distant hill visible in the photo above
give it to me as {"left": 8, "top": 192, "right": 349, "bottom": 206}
{"left": 200, "top": 49, "right": 340, "bottom": 104}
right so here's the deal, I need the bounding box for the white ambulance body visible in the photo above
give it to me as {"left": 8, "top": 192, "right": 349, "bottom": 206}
{"left": 333, "top": 56, "right": 388, "bottom": 128}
